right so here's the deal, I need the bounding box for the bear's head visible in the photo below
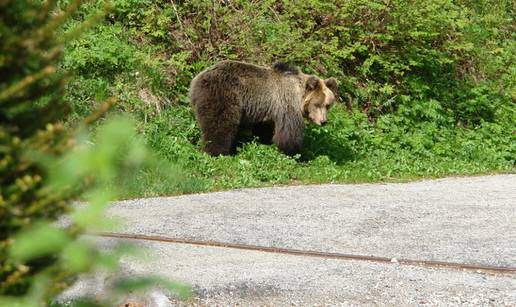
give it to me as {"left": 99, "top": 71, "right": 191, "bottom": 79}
{"left": 302, "top": 76, "right": 339, "bottom": 126}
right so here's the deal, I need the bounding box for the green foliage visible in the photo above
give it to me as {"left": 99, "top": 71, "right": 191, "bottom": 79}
{"left": 60, "top": 0, "right": 514, "bottom": 196}
{"left": 1, "top": 117, "right": 191, "bottom": 306}
{"left": 1, "top": 0, "right": 190, "bottom": 305}
{"left": 63, "top": 24, "right": 137, "bottom": 76}
{"left": 1, "top": 0, "right": 85, "bottom": 299}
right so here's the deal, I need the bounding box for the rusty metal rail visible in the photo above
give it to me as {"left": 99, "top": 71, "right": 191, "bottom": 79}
{"left": 93, "top": 232, "right": 516, "bottom": 275}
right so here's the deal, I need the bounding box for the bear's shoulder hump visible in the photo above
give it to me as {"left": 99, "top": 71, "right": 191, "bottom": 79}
{"left": 272, "top": 62, "right": 300, "bottom": 75}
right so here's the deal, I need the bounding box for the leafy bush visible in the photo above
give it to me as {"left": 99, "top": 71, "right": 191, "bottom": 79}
{"left": 63, "top": 24, "right": 137, "bottom": 76}
{"left": 60, "top": 0, "right": 514, "bottom": 196}
{"left": 1, "top": 0, "right": 86, "bottom": 298}
{"left": 0, "top": 1, "right": 190, "bottom": 305}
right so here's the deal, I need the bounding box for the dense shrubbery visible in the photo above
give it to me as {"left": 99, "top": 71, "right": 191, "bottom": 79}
{"left": 1, "top": 1, "right": 189, "bottom": 305}
{"left": 1, "top": 0, "right": 88, "bottom": 299}
{"left": 63, "top": 0, "right": 514, "bottom": 195}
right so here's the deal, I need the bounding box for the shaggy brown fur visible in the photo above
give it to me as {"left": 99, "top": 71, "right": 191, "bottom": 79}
{"left": 189, "top": 60, "right": 338, "bottom": 156}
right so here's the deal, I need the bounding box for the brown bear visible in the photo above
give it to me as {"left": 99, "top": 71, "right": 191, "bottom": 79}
{"left": 189, "top": 60, "right": 338, "bottom": 156}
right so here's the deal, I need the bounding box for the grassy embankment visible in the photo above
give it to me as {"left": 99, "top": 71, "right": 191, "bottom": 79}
{"left": 63, "top": 1, "right": 515, "bottom": 198}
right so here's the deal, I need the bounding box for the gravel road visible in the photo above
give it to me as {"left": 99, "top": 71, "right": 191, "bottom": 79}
{"left": 59, "top": 174, "right": 516, "bottom": 306}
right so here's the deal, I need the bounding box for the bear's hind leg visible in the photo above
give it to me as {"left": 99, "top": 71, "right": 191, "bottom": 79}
{"left": 200, "top": 116, "right": 240, "bottom": 156}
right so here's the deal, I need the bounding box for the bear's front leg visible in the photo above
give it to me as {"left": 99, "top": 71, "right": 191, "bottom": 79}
{"left": 272, "top": 113, "right": 304, "bottom": 156}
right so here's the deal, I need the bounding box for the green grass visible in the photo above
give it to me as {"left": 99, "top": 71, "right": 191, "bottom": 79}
{"left": 61, "top": 0, "right": 515, "bottom": 198}
{"left": 109, "top": 103, "right": 514, "bottom": 198}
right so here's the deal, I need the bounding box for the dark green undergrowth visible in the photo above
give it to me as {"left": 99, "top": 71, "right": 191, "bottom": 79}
{"left": 62, "top": 0, "right": 515, "bottom": 198}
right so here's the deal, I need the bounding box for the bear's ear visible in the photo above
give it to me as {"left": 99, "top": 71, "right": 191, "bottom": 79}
{"left": 306, "top": 76, "right": 321, "bottom": 92}
{"left": 324, "top": 78, "right": 339, "bottom": 97}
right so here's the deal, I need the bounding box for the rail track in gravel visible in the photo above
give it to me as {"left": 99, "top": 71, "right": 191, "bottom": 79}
{"left": 94, "top": 232, "right": 516, "bottom": 275}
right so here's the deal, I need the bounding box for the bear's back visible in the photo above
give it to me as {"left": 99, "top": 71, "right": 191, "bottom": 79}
{"left": 189, "top": 61, "right": 304, "bottom": 120}
{"left": 190, "top": 61, "right": 280, "bottom": 103}
{"left": 209, "top": 60, "right": 272, "bottom": 80}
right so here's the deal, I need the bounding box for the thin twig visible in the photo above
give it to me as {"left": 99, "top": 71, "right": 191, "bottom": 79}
{"left": 170, "top": 0, "right": 193, "bottom": 48}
